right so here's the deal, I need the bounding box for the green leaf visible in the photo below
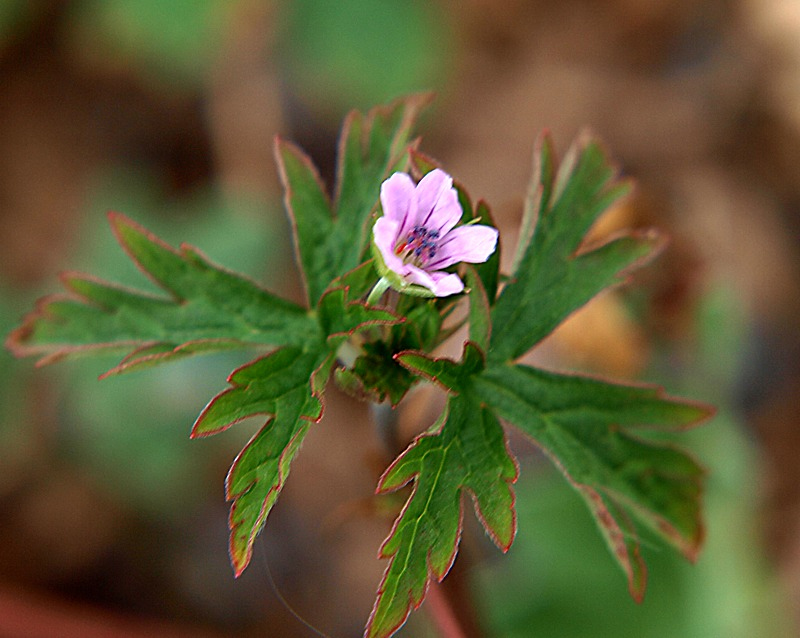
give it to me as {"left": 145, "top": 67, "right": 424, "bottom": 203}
{"left": 466, "top": 266, "right": 491, "bottom": 352}
{"left": 335, "top": 340, "right": 413, "bottom": 406}
{"left": 317, "top": 285, "right": 399, "bottom": 342}
{"left": 68, "top": 0, "right": 234, "bottom": 88}
{"left": 192, "top": 347, "right": 333, "bottom": 575}
{"left": 473, "top": 363, "right": 711, "bottom": 600}
{"left": 396, "top": 341, "right": 486, "bottom": 394}
{"left": 276, "top": 94, "right": 430, "bottom": 306}
{"left": 334, "top": 298, "right": 442, "bottom": 406}
{"left": 336, "top": 259, "right": 383, "bottom": 301}
{"left": 6, "top": 214, "right": 318, "bottom": 373}
{"left": 276, "top": 0, "right": 450, "bottom": 121}
{"left": 467, "top": 200, "right": 501, "bottom": 304}
{"left": 189, "top": 277, "right": 395, "bottom": 575}
{"left": 394, "top": 299, "right": 442, "bottom": 353}
{"left": 366, "top": 392, "right": 517, "bottom": 638}
{"left": 389, "top": 339, "right": 709, "bottom": 629}
{"left": 490, "top": 132, "right": 662, "bottom": 363}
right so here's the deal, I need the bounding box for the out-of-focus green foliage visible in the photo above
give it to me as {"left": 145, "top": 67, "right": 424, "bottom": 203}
{"left": 66, "top": 0, "right": 240, "bottom": 87}
{"left": 276, "top": 0, "right": 452, "bottom": 122}
{"left": 0, "top": 288, "right": 36, "bottom": 499}
{"left": 0, "top": 1, "right": 36, "bottom": 48}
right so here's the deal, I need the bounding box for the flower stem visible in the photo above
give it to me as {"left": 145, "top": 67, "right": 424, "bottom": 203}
{"left": 366, "top": 276, "right": 391, "bottom": 306}
{"left": 426, "top": 581, "right": 469, "bottom": 638}
{"left": 369, "top": 400, "right": 401, "bottom": 456}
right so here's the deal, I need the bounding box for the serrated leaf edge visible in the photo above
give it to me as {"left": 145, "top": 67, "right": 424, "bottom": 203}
{"left": 480, "top": 363, "right": 713, "bottom": 600}
{"left": 319, "top": 286, "right": 404, "bottom": 340}
{"left": 394, "top": 341, "right": 486, "bottom": 394}
{"left": 367, "top": 399, "right": 518, "bottom": 638}
{"left": 99, "top": 337, "right": 248, "bottom": 378}
{"left": 274, "top": 137, "right": 331, "bottom": 308}
{"left": 189, "top": 350, "right": 327, "bottom": 439}
{"left": 333, "top": 92, "right": 433, "bottom": 208}
{"left": 204, "top": 352, "right": 332, "bottom": 576}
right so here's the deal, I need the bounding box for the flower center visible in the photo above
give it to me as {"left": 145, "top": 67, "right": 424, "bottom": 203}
{"left": 395, "top": 225, "right": 440, "bottom": 266}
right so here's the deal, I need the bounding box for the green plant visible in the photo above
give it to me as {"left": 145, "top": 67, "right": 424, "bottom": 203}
{"left": 6, "top": 95, "right": 712, "bottom": 638}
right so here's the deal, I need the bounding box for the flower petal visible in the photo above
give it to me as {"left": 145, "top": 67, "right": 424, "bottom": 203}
{"left": 427, "top": 225, "right": 499, "bottom": 270}
{"left": 403, "top": 263, "right": 437, "bottom": 291}
{"left": 404, "top": 264, "right": 465, "bottom": 297}
{"left": 414, "top": 169, "right": 462, "bottom": 236}
{"left": 380, "top": 172, "right": 416, "bottom": 229}
{"left": 428, "top": 271, "right": 465, "bottom": 296}
{"left": 373, "top": 217, "right": 405, "bottom": 273}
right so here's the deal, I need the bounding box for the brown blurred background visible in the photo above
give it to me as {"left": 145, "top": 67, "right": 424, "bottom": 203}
{"left": 1, "top": 0, "right": 799, "bottom": 636}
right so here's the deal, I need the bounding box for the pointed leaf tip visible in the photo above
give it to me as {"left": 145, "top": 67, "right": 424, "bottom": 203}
{"left": 367, "top": 393, "right": 517, "bottom": 638}
{"left": 474, "top": 363, "right": 709, "bottom": 598}
{"left": 278, "top": 94, "right": 430, "bottom": 307}
{"left": 491, "top": 131, "right": 651, "bottom": 362}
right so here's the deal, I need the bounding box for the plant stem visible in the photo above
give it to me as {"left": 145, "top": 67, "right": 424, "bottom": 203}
{"left": 369, "top": 400, "right": 401, "bottom": 456}
{"left": 366, "top": 276, "right": 391, "bottom": 306}
{"left": 430, "top": 551, "right": 485, "bottom": 638}
{"left": 426, "top": 581, "right": 469, "bottom": 638}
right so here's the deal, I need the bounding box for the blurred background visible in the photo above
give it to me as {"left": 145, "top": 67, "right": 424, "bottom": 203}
{"left": 1, "top": 0, "right": 799, "bottom": 636}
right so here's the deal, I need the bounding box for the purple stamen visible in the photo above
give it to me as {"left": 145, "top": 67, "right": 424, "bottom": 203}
{"left": 374, "top": 169, "right": 498, "bottom": 297}
{"left": 396, "top": 225, "right": 440, "bottom": 265}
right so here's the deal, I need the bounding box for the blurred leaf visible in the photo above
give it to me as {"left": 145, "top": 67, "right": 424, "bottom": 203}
{"left": 0, "top": 287, "right": 37, "bottom": 496}
{"left": 67, "top": 0, "right": 238, "bottom": 87}
{"left": 0, "top": 1, "right": 36, "bottom": 48}
{"left": 277, "top": 0, "right": 450, "bottom": 121}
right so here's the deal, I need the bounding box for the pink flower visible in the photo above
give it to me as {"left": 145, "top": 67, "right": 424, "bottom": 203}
{"left": 372, "top": 169, "right": 498, "bottom": 297}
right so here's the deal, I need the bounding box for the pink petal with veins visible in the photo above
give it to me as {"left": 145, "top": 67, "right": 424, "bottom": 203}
{"left": 371, "top": 169, "right": 498, "bottom": 297}
{"left": 414, "top": 169, "right": 462, "bottom": 237}
{"left": 427, "top": 225, "right": 499, "bottom": 270}
{"left": 380, "top": 173, "right": 416, "bottom": 228}
{"left": 373, "top": 217, "right": 405, "bottom": 273}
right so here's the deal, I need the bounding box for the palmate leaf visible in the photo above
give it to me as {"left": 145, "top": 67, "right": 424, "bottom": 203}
{"left": 363, "top": 280, "right": 501, "bottom": 637}
{"left": 191, "top": 283, "right": 398, "bottom": 574}
{"left": 7, "top": 206, "right": 401, "bottom": 578}
{"left": 6, "top": 93, "right": 712, "bottom": 638}
{"left": 6, "top": 96, "right": 427, "bottom": 594}
{"left": 367, "top": 137, "right": 712, "bottom": 636}
{"left": 276, "top": 93, "right": 431, "bottom": 307}
{"left": 191, "top": 347, "right": 333, "bottom": 574}
{"left": 367, "top": 389, "right": 517, "bottom": 638}
{"left": 6, "top": 213, "right": 317, "bottom": 372}
{"left": 490, "top": 132, "right": 664, "bottom": 363}
{"left": 397, "top": 341, "right": 710, "bottom": 610}
{"left": 473, "top": 364, "right": 710, "bottom": 601}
